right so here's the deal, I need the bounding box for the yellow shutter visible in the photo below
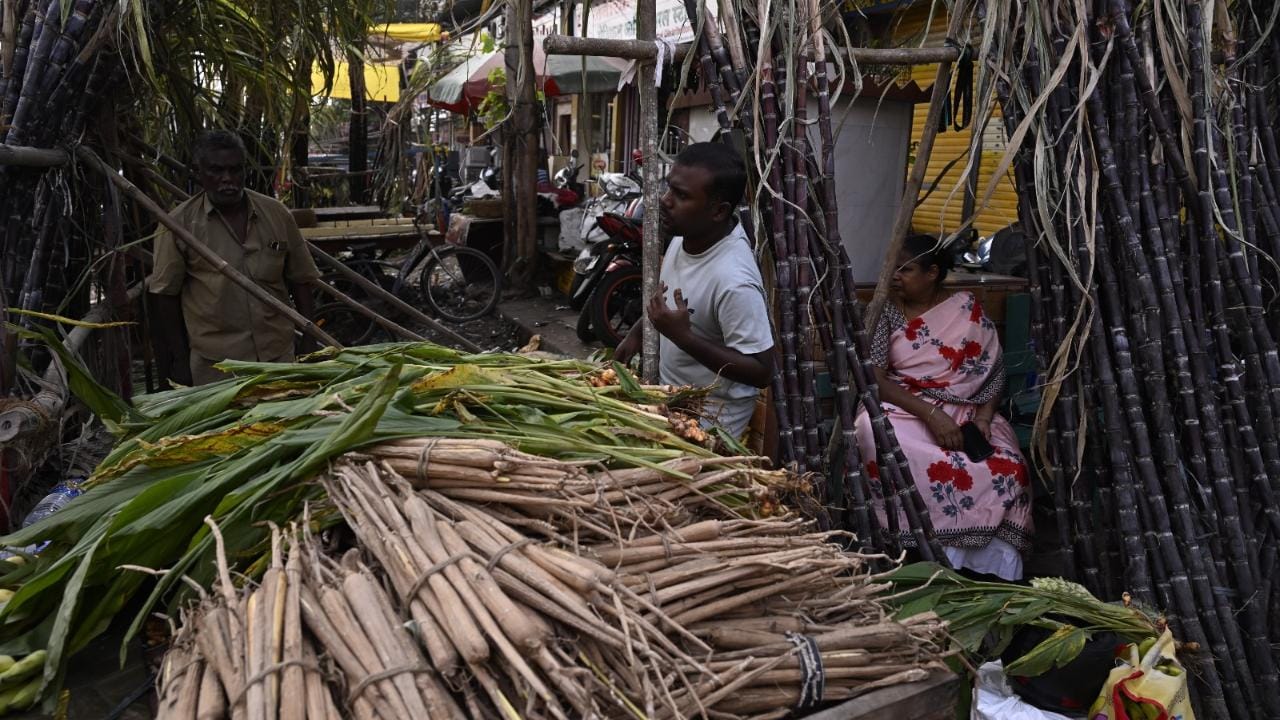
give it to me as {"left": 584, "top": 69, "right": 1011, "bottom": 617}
{"left": 892, "top": 5, "right": 1021, "bottom": 237}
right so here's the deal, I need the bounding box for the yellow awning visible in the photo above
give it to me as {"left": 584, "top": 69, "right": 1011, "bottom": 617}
{"left": 370, "top": 22, "right": 447, "bottom": 43}
{"left": 312, "top": 61, "right": 401, "bottom": 103}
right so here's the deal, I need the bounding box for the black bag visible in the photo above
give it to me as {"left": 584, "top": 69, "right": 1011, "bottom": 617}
{"left": 1000, "top": 622, "right": 1122, "bottom": 716}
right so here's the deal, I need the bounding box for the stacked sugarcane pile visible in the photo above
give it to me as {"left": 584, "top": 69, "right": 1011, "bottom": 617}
{"left": 979, "top": 0, "right": 1280, "bottom": 716}
{"left": 155, "top": 436, "right": 951, "bottom": 719}
{"left": 0, "top": 342, "right": 950, "bottom": 713}
{"left": 0, "top": 0, "right": 130, "bottom": 397}
{"left": 155, "top": 524, "right": 341, "bottom": 719}
{"left": 675, "top": 1, "right": 943, "bottom": 560}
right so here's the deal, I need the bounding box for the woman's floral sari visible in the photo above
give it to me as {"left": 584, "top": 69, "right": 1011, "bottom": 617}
{"left": 854, "top": 291, "right": 1033, "bottom": 577}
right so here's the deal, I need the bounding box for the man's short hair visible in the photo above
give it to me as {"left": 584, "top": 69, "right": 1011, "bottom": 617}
{"left": 193, "top": 130, "right": 247, "bottom": 168}
{"left": 674, "top": 142, "right": 746, "bottom": 206}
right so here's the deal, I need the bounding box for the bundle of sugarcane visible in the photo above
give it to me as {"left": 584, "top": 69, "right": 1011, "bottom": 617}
{"left": 0, "top": 343, "right": 805, "bottom": 711}
{"left": 292, "top": 444, "right": 946, "bottom": 718}
{"left": 975, "top": 0, "right": 1280, "bottom": 716}
{"left": 155, "top": 522, "right": 342, "bottom": 720}
{"left": 147, "top": 432, "right": 950, "bottom": 718}
{"left": 672, "top": 0, "right": 942, "bottom": 560}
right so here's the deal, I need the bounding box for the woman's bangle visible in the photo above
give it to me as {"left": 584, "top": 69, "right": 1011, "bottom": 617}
{"left": 926, "top": 406, "right": 938, "bottom": 422}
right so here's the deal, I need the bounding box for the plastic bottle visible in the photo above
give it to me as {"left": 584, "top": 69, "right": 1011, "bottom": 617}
{"left": 21, "top": 480, "right": 84, "bottom": 529}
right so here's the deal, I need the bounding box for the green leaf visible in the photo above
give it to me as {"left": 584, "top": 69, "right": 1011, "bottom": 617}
{"left": 8, "top": 324, "right": 138, "bottom": 427}
{"left": 1004, "top": 625, "right": 1091, "bottom": 677}
{"left": 998, "top": 598, "right": 1054, "bottom": 626}
{"left": 39, "top": 535, "right": 102, "bottom": 710}
{"left": 891, "top": 588, "right": 945, "bottom": 620}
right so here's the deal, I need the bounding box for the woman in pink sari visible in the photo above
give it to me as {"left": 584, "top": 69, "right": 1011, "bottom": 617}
{"left": 854, "top": 235, "right": 1033, "bottom": 580}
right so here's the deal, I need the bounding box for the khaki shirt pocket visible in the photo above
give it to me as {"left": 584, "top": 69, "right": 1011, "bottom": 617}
{"left": 250, "top": 244, "right": 288, "bottom": 284}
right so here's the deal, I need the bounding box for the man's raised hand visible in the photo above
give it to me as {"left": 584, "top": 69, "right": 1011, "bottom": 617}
{"left": 647, "top": 282, "right": 693, "bottom": 341}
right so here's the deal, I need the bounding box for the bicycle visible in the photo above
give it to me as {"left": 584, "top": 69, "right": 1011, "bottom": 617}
{"left": 312, "top": 232, "right": 501, "bottom": 347}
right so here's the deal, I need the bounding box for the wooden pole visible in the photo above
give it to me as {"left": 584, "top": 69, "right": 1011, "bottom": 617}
{"left": 638, "top": 0, "right": 661, "bottom": 382}
{"left": 0, "top": 145, "right": 69, "bottom": 167}
{"left": 306, "top": 245, "right": 484, "bottom": 352}
{"left": 507, "top": 0, "right": 539, "bottom": 288}
{"left": 864, "top": 1, "right": 971, "bottom": 330}
{"left": 542, "top": 34, "right": 958, "bottom": 65}
{"left": 348, "top": 49, "right": 369, "bottom": 205}
{"left": 75, "top": 146, "right": 345, "bottom": 350}
{"left": 502, "top": 3, "right": 518, "bottom": 274}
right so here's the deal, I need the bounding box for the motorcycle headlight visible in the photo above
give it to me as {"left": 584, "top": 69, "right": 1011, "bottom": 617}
{"left": 574, "top": 256, "right": 597, "bottom": 274}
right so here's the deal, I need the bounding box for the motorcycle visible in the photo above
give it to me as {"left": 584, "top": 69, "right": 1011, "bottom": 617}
{"left": 956, "top": 223, "right": 1027, "bottom": 277}
{"left": 573, "top": 211, "right": 646, "bottom": 347}
{"left": 558, "top": 150, "right": 645, "bottom": 266}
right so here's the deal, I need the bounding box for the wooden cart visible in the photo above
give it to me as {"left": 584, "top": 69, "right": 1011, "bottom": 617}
{"left": 806, "top": 671, "right": 960, "bottom": 720}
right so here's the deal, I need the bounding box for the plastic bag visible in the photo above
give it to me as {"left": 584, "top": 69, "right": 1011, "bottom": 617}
{"left": 1088, "top": 629, "right": 1196, "bottom": 720}
{"left": 973, "top": 661, "right": 1078, "bottom": 720}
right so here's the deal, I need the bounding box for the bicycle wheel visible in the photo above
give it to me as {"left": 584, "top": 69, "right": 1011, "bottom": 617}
{"left": 313, "top": 302, "right": 377, "bottom": 346}
{"left": 321, "top": 259, "right": 397, "bottom": 302}
{"left": 417, "top": 246, "right": 501, "bottom": 323}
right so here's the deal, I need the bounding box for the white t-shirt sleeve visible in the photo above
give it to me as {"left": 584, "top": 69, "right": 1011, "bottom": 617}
{"left": 714, "top": 281, "right": 774, "bottom": 355}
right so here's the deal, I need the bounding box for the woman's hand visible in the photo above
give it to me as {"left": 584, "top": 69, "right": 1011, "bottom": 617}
{"left": 973, "top": 416, "right": 993, "bottom": 441}
{"left": 926, "top": 410, "right": 964, "bottom": 451}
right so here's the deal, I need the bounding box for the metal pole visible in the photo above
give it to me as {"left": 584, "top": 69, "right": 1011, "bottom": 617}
{"left": 638, "top": 0, "right": 661, "bottom": 382}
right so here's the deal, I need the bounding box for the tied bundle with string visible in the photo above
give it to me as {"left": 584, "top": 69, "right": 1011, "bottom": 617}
{"left": 155, "top": 434, "right": 951, "bottom": 719}
{"left": 971, "top": 0, "right": 1280, "bottom": 716}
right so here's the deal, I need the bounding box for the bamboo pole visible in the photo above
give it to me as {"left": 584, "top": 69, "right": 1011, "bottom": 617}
{"left": 76, "top": 145, "right": 344, "bottom": 350}
{"left": 864, "top": 0, "right": 971, "bottom": 331}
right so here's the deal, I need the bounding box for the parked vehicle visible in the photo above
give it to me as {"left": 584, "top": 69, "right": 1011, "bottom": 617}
{"left": 573, "top": 211, "right": 646, "bottom": 347}
{"left": 558, "top": 150, "right": 646, "bottom": 259}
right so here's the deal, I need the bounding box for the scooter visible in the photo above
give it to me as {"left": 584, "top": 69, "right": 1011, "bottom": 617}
{"left": 559, "top": 150, "right": 646, "bottom": 268}
{"left": 573, "top": 211, "right": 646, "bottom": 347}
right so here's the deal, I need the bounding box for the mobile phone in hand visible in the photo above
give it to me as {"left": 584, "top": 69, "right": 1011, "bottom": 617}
{"left": 960, "top": 421, "right": 995, "bottom": 463}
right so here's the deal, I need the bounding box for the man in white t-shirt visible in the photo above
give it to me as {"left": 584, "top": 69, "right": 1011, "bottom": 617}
{"left": 615, "top": 143, "right": 775, "bottom": 438}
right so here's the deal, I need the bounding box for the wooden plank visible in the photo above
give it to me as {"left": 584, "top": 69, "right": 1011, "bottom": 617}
{"left": 307, "top": 235, "right": 422, "bottom": 253}
{"left": 802, "top": 671, "right": 959, "bottom": 720}
{"left": 310, "top": 205, "right": 384, "bottom": 221}
{"left": 301, "top": 224, "right": 422, "bottom": 239}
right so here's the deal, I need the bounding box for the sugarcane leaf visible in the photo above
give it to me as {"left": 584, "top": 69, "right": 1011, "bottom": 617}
{"left": 95, "top": 421, "right": 291, "bottom": 481}
{"left": 292, "top": 362, "right": 403, "bottom": 478}
{"left": 38, "top": 534, "right": 102, "bottom": 710}
{"left": 610, "top": 361, "right": 654, "bottom": 401}
{"left": 412, "top": 364, "right": 509, "bottom": 392}
{"left": 892, "top": 588, "right": 946, "bottom": 620}
{"left": 886, "top": 561, "right": 966, "bottom": 587}
{"left": 7, "top": 324, "right": 138, "bottom": 427}
{"left": 949, "top": 619, "right": 996, "bottom": 654}
{"left": 5, "top": 309, "right": 132, "bottom": 329}
{"left": 998, "top": 598, "right": 1055, "bottom": 626}
{"left": 1004, "top": 625, "right": 1091, "bottom": 677}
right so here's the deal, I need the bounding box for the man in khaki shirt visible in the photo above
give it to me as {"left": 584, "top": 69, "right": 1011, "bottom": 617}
{"left": 149, "top": 130, "right": 320, "bottom": 385}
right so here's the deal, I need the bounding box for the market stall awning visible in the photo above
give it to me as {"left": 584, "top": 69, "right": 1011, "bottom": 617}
{"left": 370, "top": 22, "right": 447, "bottom": 43}
{"left": 428, "top": 49, "right": 628, "bottom": 113}
{"left": 312, "top": 61, "right": 401, "bottom": 103}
